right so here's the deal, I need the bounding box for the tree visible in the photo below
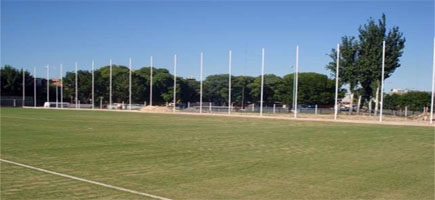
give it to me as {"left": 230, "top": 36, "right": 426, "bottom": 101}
{"left": 326, "top": 14, "right": 405, "bottom": 113}
{"left": 383, "top": 91, "right": 431, "bottom": 113}
{"left": 281, "top": 72, "right": 338, "bottom": 106}
{"left": 133, "top": 67, "right": 151, "bottom": 103}
{"left": 203, "top": 74, "right": 229, "bottom": 105}
{"left": 358, "top": 14, "right": 405, "bottom": 102}
{"left": 247, "top": 74, "right": 282, "bottom": 106}
{"left": 62, "top": 71, "right": 76, "bottom": 103}
{"left": 326, "top": 36, "right": 360, "bottom": 113}
{"left": 1, "top": 65, "right": 38, "bottom": 105}
{"left": 232, "top": 76, "right": 255, "bottom": 107}
{"left": 0, "top": 65, "right": 23, "bottom": 96}
{"left": 179, "top": 78, "right": 199, "bottom": 103}
{"left": 403, "top": 91, "right": 431, "bottom": 111}
{"left": 92, "top": 68, "right": 107, "bottom": 104}
{"left": 131, "top": 73, "right": 147, "bottom": 104}
{"left": 383, "top": 93, "right": 401, "bottom": 110}
{"left": 77, "top": 70, "right": 92, "bottom": 103}
{"left": 151, "top": 69, "right": 174, "bottom": 104}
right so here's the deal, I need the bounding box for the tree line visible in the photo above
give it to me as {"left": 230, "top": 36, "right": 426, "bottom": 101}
{"left": 1, "top": 65, "right": 339, "bottom": 107}
{"left": 383, "top": 91, "right": 432, "bottom": 112}
{"left": 2, "top": 64, "right": 430, "bottom": 111}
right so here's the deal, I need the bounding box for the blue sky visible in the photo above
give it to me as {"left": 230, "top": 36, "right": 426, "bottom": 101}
{"left": 1, "top": 0, "right": 434, "bottom": 92}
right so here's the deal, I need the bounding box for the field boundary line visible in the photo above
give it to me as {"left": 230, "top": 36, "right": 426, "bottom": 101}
{"left": 0, "top": 159, "right": 173, "bottom": 200}
{"left": 21, "top": 107, "right": 434, "bottom": 127}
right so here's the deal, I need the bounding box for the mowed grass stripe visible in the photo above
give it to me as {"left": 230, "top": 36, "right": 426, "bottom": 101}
{"left": 1, "top": 161, "right": 156, "bottom": 200}
{"left": 1, "top": 108, "right": 434, "bottom": 199}
{"left": 1, "top": 159, "right": 172, "bottom": 200}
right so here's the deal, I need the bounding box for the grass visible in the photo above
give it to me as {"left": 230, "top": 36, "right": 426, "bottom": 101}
{"left": 1, "top": 108, "right": 434, "bottom": 199}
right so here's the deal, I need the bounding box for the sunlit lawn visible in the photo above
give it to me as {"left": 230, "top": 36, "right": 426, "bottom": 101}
{"left": 1, "top": 108, "right": 433, "bottom": 199}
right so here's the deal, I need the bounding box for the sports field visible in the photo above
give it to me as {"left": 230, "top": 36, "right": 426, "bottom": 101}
{"left": 1, "top": 108, "right": 434, "bottom": 199}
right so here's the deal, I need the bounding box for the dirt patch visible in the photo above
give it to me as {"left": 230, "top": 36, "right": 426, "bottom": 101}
{"left": 139, "top": 106, "right": 173, "bottom": 112}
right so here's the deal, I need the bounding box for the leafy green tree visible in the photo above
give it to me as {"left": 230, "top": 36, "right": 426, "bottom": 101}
{"left": 93, "top": 65, "right": 111, "bottom": 104}
{"left": 383, "top": 93, "right": 401, "bottom": 110}
{"left": 133, "top": 67, "right": 151, "bottom": 103}
{"left": 77, "top": 70, "right": 92, "bottom": 103}
{"left": 111, "top": 65, "right": 130, "bottom": 103}
{"left": 281, "top": 72, "right": 339, "bottom": 106}
{"left": 62, "top": 71, "right": 76, "bottom": 103}
{"left": 1, "top": 65, "right": 33, "bottom": 97}
{"left": 151, "top": 69, "right": 174, "bottom": 104}
{"left": 93, "top": 65, "right": 147, "bottom": 104}
{"left": 358, "top": 14, "right": 405, "bottom": 101}
{"left": 326, "top": 13, "right": 405, "bottom": 111}
{"left": 384, "top": 91, "right": 431, "bottom": 112}
{"left": 179, "top": 78, "right": 200, "bottom": 103}
{"left": 326, "top": 36, "right": 360, "bottom": 112}
{"left": 203, "top": 74, "right": 229, "bottom": 105}
{"left": 232, "top": 76, "right": 255, "bottom": 107}
{"left": 247, "top": 74, "right": 282, "bottom": 105}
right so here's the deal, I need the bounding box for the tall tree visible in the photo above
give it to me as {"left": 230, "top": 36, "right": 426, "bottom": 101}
{"left": 326, "top": 36, "right": 360, "bottom": 113}
{"left": 326, "top": 14, "right": 405, "bottom": 113}
{"left": 358, "top": 14, "right": 405, "bottom": 102}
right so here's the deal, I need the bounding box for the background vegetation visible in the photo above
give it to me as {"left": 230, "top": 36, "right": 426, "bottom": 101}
{"left": 1, "top": 65, "right": 339, "bottom": 108}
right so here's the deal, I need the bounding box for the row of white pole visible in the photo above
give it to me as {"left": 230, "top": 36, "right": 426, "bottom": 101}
{"left": 21, "top": 40, "right": 435, "bottom": 123}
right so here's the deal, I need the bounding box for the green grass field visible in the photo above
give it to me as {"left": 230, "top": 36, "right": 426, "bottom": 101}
{"left": 1, "top": 108, "right": 434, "bottom": 199}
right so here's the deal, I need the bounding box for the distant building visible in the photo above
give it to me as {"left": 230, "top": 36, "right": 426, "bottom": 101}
{"left": 51, "top": 78, "right": 62, "bottom": 87}
{"left": 391, "top": 89, "right": 411, "bottom": 95}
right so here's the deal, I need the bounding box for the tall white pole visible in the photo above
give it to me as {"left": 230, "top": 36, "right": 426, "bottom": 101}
{"left": 150, "top": 56, "right": 153, "bottom": 107}
{"left": 200, "top": 52, "right": 203, "bottom": 114}
{"left": 34, "top": 67, "right": 36, "bottom": 107}
{"left": 260, "top": 48, "right": 265, "bottom": 116}
{"left": 334, "top": 44, "right": 340, "bottom": 120}
{"left": 60, "top": 64, "right": 63, "bottom": 108}
{"left": 292, "top": 65, "right": 296, "bottom": 115}
{"left": 228, "top": 50, "right": 232, "bottom": 115}
{"left": 75, "top": 62, "right": 78, "bottom": 109}
{"left": 129, "top": 57, "right": 132, "bottom": 110}
{"left": 22, "top": 68, "right": 25, "bottom": 107}
{"left": 110, "top": 59, "right": 112, "bottom": 108}
{"left": 92, "top": 60, "right": 94, "bottom": 109}
{"left": 54, "top": 65, "right": 57, "bottom": 108}
{"left": 294, "top": 46, "right": 299, "bottom": 119}
{"left": 430, "top": 38, "right": 435, "bottom": 124}
{"left": 380, "top": 41, "right": 386, "bottom": 122}
{"left": 55, "top": 70, "right": 58, "bottom": 108}
{"left": 46, "top": 65, "right": 49, "bottom": 103}
{"left": 173, "top": 54, "right": 177, "bottom": 112}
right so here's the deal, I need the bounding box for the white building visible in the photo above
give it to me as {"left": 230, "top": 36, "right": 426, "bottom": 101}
{"left": 391, "top": 89, "right": 411, "bottom": 95}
